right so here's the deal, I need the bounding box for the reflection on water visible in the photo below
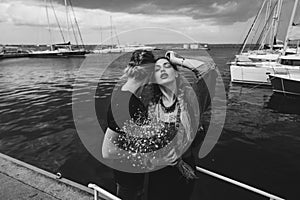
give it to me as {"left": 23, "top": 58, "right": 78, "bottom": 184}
{"left": 0, "top": 48, "right": 300, "bottom": 200}
{"left": 266, "top": 93, "right": 300, "bottom": 115}
{"left": 198, "top": 47, "right": 300, "bottom": 200}
{"left": 0, "top": 57, "right": 84, "bottom": 171}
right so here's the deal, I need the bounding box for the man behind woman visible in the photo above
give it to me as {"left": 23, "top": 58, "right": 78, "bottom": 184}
{"left": 102, "top": 49, "right": 155, "bottom": 200}
{"left": 102, "top": 49, "right": 208, "bottom": 200}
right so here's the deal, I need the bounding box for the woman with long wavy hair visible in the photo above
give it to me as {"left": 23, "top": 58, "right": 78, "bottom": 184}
{"left": 144, "top": 52, "right": 207, "bottom": 200}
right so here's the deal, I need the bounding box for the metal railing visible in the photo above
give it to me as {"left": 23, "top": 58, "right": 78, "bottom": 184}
{"left": 196, "top": 166, "right": 285, "bottom": 200}
{"left": 88, "top": 183, "right": 121, "bottom": 200}
{"left": 88, "top": 166, "right": 285, "bottom": 200}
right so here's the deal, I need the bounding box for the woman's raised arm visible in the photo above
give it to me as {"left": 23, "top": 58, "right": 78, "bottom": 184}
{"left": 165, "top": 50, "right": 215, "bottom": 78}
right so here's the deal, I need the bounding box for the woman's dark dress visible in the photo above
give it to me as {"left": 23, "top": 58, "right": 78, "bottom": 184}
{"left": 147, "top": 98, "right": 196, "bottom": 200}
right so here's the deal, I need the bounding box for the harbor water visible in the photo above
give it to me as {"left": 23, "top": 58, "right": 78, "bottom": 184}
{"left": 0, "top": 46, "right": 299, "bottom": 200}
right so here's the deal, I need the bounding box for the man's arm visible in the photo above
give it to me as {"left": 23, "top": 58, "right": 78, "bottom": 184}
{"left": 102, "top": 127, "right": 124, "bottom": 159}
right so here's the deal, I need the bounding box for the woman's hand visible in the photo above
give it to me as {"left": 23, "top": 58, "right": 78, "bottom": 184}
{"left": 165, "top": 51, "right": 184, "bottom": 66}
{"left": 165, "top": 51, "right": 212, "bottom": 77}
{"left": 150, "top": 148, "right": 178, "bottom": 167}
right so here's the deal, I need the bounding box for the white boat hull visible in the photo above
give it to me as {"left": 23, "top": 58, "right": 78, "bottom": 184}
{"left": 29, "top": 49, "right": 87, "bottom": 58}
{"left": 230, "top": 62, "right": 300, "bottom": 85}
{"left": 230, "top": 63, "right": 274, "bottom": 85}
{"left": 93, "top": 45, "right": 156, "bottom": 54}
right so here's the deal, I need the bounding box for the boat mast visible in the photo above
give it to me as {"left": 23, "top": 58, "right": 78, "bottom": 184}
{"left": 265, "top": 0, "right": 271, "bottom": 25}
{"left": 259, "top": 0, "right": 276, "bottom": 50}
{"left": 100, "top": 26, "right": 102, "bottom": 47}
{"left": 259, "top": 0, "right": 282, "bottom": 50}
{"left": 68, "top": 0, "right": 85, "bottom": 49}
{"left": 113, "top": 26, "right": 120, "bottom": 47}
{"left": 64, "top": 0, "right": 71, "bottom": 45}
{"left": 269, "top": 0, "right": 277, "bottom": 49}
{"left": 240, "top": 0, "right": 267, "bottom": 54}
{"left": 50, "top": 0, "right": 66, "bottom": 43}
{"left": 45, "top": 0, "right": 53, "bottom": 51}
{"left": 283, "top": 0, "right": 299, "bottom": 54}
{"left": 270, "top": 0, "right": 283, "bottom": 50}
{"left": 110, "top": 16, "right": 113, "bottom": 49}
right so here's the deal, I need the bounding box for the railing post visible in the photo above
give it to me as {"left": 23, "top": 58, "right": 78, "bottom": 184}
{"left": 88, "top": 183, "right": 121, "bottom": 200}
{"left": 94, "top": 189, "right": 98, "bottom": 200}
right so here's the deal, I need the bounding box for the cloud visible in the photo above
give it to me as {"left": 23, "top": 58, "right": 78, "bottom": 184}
{"left": 52, "top": 0, "right": 262, "bottom": 25}
{"left": 0, "top": 1, "right": 10, "bottom": 23}
{"left": 0, "top": 0, "right": 259, "bottom": 44}
{"left": 0, "top": 0, "right": 56, "bottom": 27}
{"left": 128, "top": 1, "right": 260, "bottom": 25}
{"left": 0, "top": 0, "right": 112, "bottom": 29}
{"left": 0, "top": 0, "right": 217, "bottom": 32}
{"left": 0, "top": 0, "right": 262, "bottom": 30}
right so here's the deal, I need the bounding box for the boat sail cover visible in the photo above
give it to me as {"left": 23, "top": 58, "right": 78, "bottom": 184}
{"left": 54, "top": 42, "right": 71, "bottom": 46}
{"left": 287, "top": 24, "right": 300, "bottom": 41}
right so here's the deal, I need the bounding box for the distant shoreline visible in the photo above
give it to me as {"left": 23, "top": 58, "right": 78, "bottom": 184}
{"left": 0, "top": 43, "right": 242, "bottom": 50}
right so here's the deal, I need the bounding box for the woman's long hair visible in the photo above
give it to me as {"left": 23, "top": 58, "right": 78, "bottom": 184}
{"left": 141, "top": 57, "right": 198, "bottom": 153}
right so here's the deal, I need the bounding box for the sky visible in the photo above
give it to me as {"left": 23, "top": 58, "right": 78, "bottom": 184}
{"left": 0, "top": 0, "right": 298, "bottom": 45}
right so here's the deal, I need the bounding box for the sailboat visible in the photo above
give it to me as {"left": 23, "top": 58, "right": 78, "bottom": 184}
{"left": 233, "top": 0, "right": 283, "bottom": 62}
{"left": 269, "top": 69, "right": 300, "bottom": 96}
{"left": 230, "top": 0, "right": 286, "bottom": 85}
{"left": 30, "top": 0, "right": 87, "bottom": 58}
{"left": 93, "top": 17, "right": 156, "bottom": 54}
{"left": 268, "top": 0, "right": 300, "bottom": 95}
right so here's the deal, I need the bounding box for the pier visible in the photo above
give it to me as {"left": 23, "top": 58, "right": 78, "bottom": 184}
{"left": 0, "top": 153, "right": 118, "bottom": 200}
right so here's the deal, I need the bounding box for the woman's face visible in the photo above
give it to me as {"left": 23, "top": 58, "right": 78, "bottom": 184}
{"left": 154, "top": 58, "right": 177, "bottom": 86}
